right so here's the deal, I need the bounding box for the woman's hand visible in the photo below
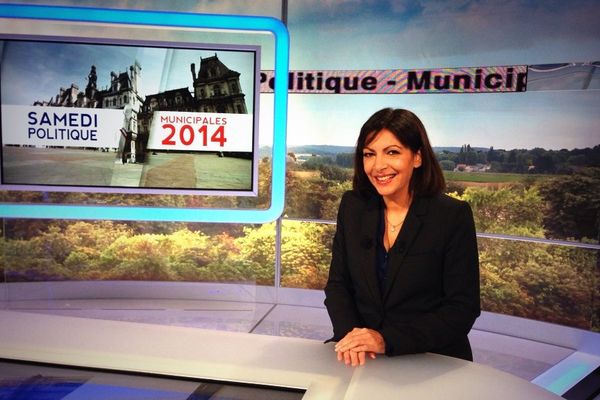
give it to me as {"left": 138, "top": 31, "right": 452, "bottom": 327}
{"left": 336, "top": 349, "right": 377, "bottom": 366}
{"left": 334, "top": 328, "right": 385, "bottom": 366}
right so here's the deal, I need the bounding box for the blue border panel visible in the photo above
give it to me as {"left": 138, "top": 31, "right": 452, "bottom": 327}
{"left": 0, "top": 4, "right": 289, "bottom": 223}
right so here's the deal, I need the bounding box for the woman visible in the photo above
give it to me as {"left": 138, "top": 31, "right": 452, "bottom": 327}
{"left": 324, "top": 108, "right": 480, "bottom": 367}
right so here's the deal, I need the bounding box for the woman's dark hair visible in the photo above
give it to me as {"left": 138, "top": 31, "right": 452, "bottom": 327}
{"left": 352, "top": 108, "right": 445, "bottom": 197}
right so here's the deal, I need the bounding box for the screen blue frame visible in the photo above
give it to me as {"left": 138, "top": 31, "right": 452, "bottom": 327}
{"left": 0, "top": 3, "right": 289, "bottom": 223}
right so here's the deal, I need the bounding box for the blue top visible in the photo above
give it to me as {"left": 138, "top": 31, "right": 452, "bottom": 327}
{"left": 376, "top": 206, "right": 388, "bottom": 293}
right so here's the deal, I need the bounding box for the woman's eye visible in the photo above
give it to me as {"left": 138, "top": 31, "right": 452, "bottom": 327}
{"left": 387, "top": 149, "right": 400, "bottom": 155}
{"left": 363, "top": 152, "right": 374, "bottom": 158}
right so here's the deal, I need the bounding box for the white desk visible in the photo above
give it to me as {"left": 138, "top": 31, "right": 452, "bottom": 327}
{"left": 0, "top": 310, "right": 562, "bottom": 399}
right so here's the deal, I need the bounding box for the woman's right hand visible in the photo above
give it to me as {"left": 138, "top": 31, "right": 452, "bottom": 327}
{"left": 337, "top": 348, "right": 377, "bottom": 366}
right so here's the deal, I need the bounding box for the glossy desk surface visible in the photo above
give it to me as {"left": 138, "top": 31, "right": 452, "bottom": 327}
{"left": 0, "top": 310, "right": 561, "bottom": 399}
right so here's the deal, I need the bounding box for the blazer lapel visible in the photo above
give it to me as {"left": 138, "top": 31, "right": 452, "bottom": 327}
{"left": 382, "top": 196, "right": 428, "bottom": 303}
{"left": 359, "top": 195, "right": 383, "bottom": 307}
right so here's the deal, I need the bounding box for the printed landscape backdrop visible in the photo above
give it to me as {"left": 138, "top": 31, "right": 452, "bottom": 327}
{"left": 1, "top": 0, "right": 599, "bottom": 332}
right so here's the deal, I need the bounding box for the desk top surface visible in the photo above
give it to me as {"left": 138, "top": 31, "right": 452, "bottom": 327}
{"left": 0, "top": 309, "right": 562, "bottom": 399}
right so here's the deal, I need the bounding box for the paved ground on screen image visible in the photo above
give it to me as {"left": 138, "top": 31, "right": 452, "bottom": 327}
{"left": 140, "top": 152, "right": 252, "bottom": 190}
{"left": 2, "top": 147, "right": 252, "bottom": 190}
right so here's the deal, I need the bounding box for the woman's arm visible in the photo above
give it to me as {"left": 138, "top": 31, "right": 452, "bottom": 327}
{"left": 324, "top": 192, "right": 364, "bottom": 342}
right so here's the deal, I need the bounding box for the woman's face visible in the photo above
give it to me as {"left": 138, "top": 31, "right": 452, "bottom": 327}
{"left": 362, "top": 129, "right": 421, "bottom": 200}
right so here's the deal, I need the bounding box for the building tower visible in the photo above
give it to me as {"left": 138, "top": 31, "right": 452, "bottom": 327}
{"left": 191, "top": 54, "right": 247, "bottom": 114}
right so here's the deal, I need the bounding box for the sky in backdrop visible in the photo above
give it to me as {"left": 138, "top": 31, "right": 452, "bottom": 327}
{"left": 1, "top": 40, "right": 256, "bottom": 114}
{"left": 1, "top": 0, "right": 598, "bottom": 150}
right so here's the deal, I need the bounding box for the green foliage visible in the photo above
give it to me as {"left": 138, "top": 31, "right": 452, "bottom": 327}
{"left": 537, "top": 167, "right": 600, "bottom": 240}
{"left": 280, "top": 221, "right": 335, "bottom": 289}
{"left": 457, "top": 186, "right": 545, "bottom": 236}
{"left": 439, "top": 159, "right": 456, "bottom": 171}
{"left": 434, "top": 145, "right": 600, "bottom": 174}
{"left": 234, "top": 223, "right": 276, "bottom": 285}
{"left": 64, "top": 221, "right": 133, "bottom": 251}
{"left": 335, "top": 152, "right": 354, "bottom": 168}
{"left": 478, "top": 238, "right": 597, "bottom": 330}
{"left": 300, "top": 155, "right": 335, "bottom": 170}
{"left": 285, "top": 169, "right": 351, "bottom": 219}
{"left": 318, "top": 164, "right": 351, "bottom": 182}
{"left": 3, "top": 235, "right": 72, "bottom": 281}
{"left": 100, "top": 235, "right": 176, "bottom": 280}
{"left": 443, "top": 171, "right": 538, "bottom": 183}
{"left": 319, "top": 181, "right": 353, "bottom": 220}
{"left": 3, "top": 224, "right": 274, "bottom": 284}
{"left": 285, "top": 171, "right": 321, "bottom": 218}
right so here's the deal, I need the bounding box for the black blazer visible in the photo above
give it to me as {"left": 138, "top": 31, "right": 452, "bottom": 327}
{"left": 324, "top": 190, "right": 480, "bottom": 361}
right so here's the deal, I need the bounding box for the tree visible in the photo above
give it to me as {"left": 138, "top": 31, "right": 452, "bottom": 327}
{"left": 234, "top": 223, "right": 276, "bottom": 285}
{"left": 285, "top": 171, "right": 321, "bottom": 218}
{"left": 335, "top": 152, "right": 354, "bottom": 168}
{"left": 98, "top": 235, "right": 176, "bottom": 280}
{"left": 439, "top": 159, "right": 456, "bottom": 171}
{"left": 458, "top": 186, "right": 545, "bottom": 236}
{"left": 465, "top": 150, "right": 478, "bottom": 165}
{"left": 537, "top": 168, "right": 600, "bottom": 240}
{"left": 280, "top": 221, "right": 335, "bottom": 289}
{"left": 477, "top": 237, "right": 597, "bottom": 330}
{"left": 318, "top": 164, "right": 350, "bottom": 182}
{"left": 487, "top": 146, "right": 500, "bottom": 162}
{"left": 301, "top": 155, "right": 334, "bottom": 170}
{"left": 320, "top": 181, "right": 352, "bottom": 220}
{"left": 533, "top": 153, "right": 556, "bottom": 174}
{"left": 3, "top": 235, "right": 72, "bottom": 281}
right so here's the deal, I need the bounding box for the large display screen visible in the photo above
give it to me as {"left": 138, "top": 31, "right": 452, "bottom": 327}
{"left": 0, "top": 359, "right": 305, "bottom": 399}
{"left": 0, "top": 3, "right": 289, "bottom": 223}
{"left": 1, "top": 36, "right": 260, "bottom": 196}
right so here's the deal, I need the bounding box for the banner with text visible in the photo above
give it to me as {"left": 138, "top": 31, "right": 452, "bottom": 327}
{"left": 147, "top": 112, "right": 254, "bottom": 152}
{"left": 2, "top": 105, "right": 122, "bottom": 148}
{"left": 260, "top": 65, "right": 528, "bottom": 94}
